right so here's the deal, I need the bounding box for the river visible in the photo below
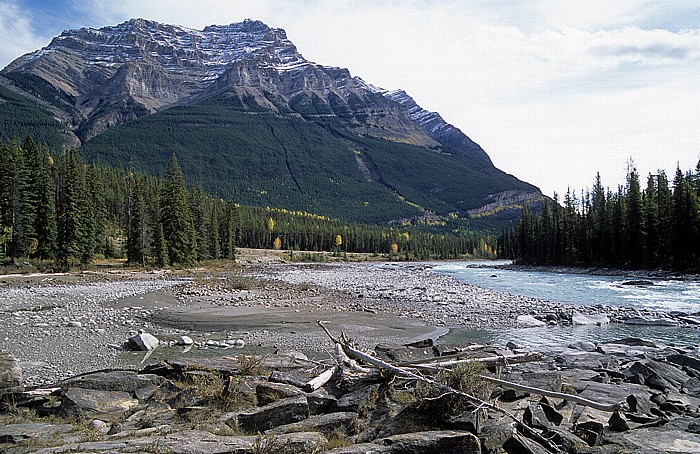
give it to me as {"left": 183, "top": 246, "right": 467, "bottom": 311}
{"left": 432, "top": 261, "right": 700, "bottom": 348}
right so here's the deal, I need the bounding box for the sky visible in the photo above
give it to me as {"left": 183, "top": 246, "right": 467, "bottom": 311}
{"left": 1, "top": 0, "right": 699, "bottom": 198}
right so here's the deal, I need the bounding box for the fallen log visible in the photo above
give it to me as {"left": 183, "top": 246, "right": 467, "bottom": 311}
{"left": 406, "top": 352, "right": 544, "bottom": 370}
{"left": 305, "top": 366, "right": 338, "bottom": 392}
{"left": 481, "top": 375, "right": 625, "bottom": 412}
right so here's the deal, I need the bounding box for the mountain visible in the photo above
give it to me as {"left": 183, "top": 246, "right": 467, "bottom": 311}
{"left": 0, "top": 18, "right": 541, "bottom": 225}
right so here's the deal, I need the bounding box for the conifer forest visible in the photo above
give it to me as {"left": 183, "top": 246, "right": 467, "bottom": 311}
{"left": 500, "top": 164, "right": 700, "bottom": 271}
{"left": 0, "top": 137, "right": 492, "bottom": 269}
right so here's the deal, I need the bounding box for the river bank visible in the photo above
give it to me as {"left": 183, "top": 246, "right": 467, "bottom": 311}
{"left": 2, "top": 256, "right": 698, "bottom": 388}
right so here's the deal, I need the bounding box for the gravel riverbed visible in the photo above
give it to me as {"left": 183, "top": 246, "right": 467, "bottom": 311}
{"left": 0, "top": 261, "right": 675, "bottom": 388}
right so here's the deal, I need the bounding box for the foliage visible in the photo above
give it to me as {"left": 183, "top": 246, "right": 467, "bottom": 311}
{"left": 0, "top": 137, "right": 501, "bottom": 268}
{"left": 78, "top": 104, "right": 536, "bottom": 224}
{"left": 502, "top": 163, "right": 700, "bottom": 271}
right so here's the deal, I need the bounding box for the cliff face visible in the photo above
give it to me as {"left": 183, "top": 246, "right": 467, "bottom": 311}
{"left": 1, "top": 18, "right": 485, "bottom": 163}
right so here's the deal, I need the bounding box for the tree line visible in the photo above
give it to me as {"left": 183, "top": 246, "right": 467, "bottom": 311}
{"left": 0, "top": 137, "right": 497, "bottom": 269}
{"left": 499, "top": 162, "right": 700, "bottom": 270}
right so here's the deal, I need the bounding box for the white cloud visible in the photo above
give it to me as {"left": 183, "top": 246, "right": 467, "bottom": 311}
{"left": 0, "top": 2, "right": 49, "bottom": 68}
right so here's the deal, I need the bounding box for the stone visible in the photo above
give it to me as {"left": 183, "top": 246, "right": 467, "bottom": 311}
{"left": 542, "top": 427, "right": 589, "bottom": 453}
{"left": 569, "top": 341, "right": 597, "bottom": 352}
{"left": 59, "top": 388, "right": 138, "bottom": 419}
{"left": 266, "top": 411, "right": 358, "bottom": 436}
{"left": 572, "top": 312, "right": 609, "bottom": 325}
{"left": 608, "top": 410, "right": 630, "bottom": 432}
{"left": 667, "top": 353, "right": 700, "bottom": 373}
{"left": 683, "top": 377, "right": 700, "bottom": 397}
{"left": 61, "top": 370, "right": 165, "bottom": 395}
{"left": 503, "top": 433, "right": 550, "bottom": 454}
{"left": 67, "top": 320, "right": 82, "bottom": 328}
{"left": 255, "top": 381, "right": 304, "bottom": 406}
{"left": 447, "top": 406, "right": 487, "bottom": 434}
{"left": 90, "top": 419, "right": 110, "bottom": 434}
{"left": 626, "top": 394, "right": 654, "bottom": 415}
{"left": 479, "top": 419, "right": 516, "bottom": 453}
{"left": 235, "top": 395, "right": 309, "bottom": 432}
{"left": 524, "top": 404, "right": 551, "bottom": 429}
{"left": 374, "top": 430, "right": 481, "bottom": 453}
{"left": 0, "top": 422, "right": 75, "bottom": 444}
{"left": 0, "top": 352, "right": 23, "bottom": 396}
{"left": 128, "top": 332, "right": 159, "bottom": 351}
{"left": 307, "top": 386, "right": 338, "bottom": 415}
{"left": 268, "top": 370, "right": 308, "bottom": 388}
{"left": 516, "top": 314, "right": 546, "bottom": 327}
{"left": 624, "top": 316, "right": 679, "bottom": 326}
{"left": 176, "top": 335, "right": 193, "bottom": 346}
{"left": 629, "top": 360, "right": 689, "bottom": 391}
{"left": 335, "top": 384, "right": 381, "bottom": 412}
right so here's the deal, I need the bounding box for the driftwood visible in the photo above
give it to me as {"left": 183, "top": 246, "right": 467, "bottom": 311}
{"left": 304, "top": 366, "right": 338, "bottom": 392}
{"left": 481, "top": 375, "right": 624, "bottom": 412}
{"left": 317, "top": 321, "right": 563, "bottom": 453}
{"left": 407, "top": 352, "right": 544, "bottom": 370}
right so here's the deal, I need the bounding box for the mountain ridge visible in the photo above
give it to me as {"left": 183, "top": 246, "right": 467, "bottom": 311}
{"left": 0, "top": 18, "right": 541, "bottom": 226}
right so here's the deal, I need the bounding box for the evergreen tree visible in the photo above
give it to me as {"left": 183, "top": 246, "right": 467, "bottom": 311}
{"left": 126, "top": 175, "right": 148, "bottom": 266}
{"left": 56, "top": 149, "right": 90, "bottom": 269}
{"left": 160, "top": 154, "right": 195, "bottom": 266}
{"left": 626, "top": 166, "right": 644, "bottom": 267}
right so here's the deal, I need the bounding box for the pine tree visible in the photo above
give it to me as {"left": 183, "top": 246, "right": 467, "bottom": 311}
{"left": 56, "top": 149, "right": 89, "bottom": 270}
{"left": 626, "top": 166, "right": 645, "bottom": 267}
{"left": 160, "top": 154, "right": 196, "bottom": 266}
{"left": 126, "top": 175, "right": 148, "bottom": 266}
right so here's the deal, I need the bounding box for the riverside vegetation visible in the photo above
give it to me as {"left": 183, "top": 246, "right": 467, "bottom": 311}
{"left": 501, "top": 163, "right": 700, "bottom": 271}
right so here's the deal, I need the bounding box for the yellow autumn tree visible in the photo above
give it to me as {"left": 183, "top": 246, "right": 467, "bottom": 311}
{"left": 273, "top": 236, "right": 282, "bottom": 250}
{"left": 334, "top": 235, "right": 343, "bottom": 247}
{"left": 390, "top": 243, "right": 399, "bottom": 253}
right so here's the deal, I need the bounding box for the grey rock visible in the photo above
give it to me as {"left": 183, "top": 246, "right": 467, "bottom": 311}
{"left": 235, "top": 395, "right": 309, "bottom": 432}
{"left": 0, "top": 422, "right": 75, "bottom": 444}
{"left": 307, "top": 386, "right": 338, "bottom": 415}
{"left": 516, "top": 314, "right": 546, "bottom": 327}
{"left": 255, "top": 381, "right": 304, "bottom": 406}
{"left": 335, "top": 384, "right": 381, "bottom": 412}
{"left": 569, "top": 341, "right": 597, "bottom": 352}
{"left": 524, "top": 403, "right": 551, "bottom": 429}
{"left": 176, "top": 335, "right": 193, "bottom": 346}
{"left": 624, "top": 316, "right": 679, "bottom": 326}
{"left": 0, "top": 352, "right": 23, "bottom": 396}
{"left": 61, "top": 370, "right": 165, "bottom": 395}
{"left": 266, "top": 411, "right": 358, "bottom": 436}
{"left": 128, "top": 332, "right": 159, "bottom": 351}
{"left": 59, "top": 387, "right": 139, "bottom": 419}
{"left": 608, "top": 410, "right": 630, "bottom": 432}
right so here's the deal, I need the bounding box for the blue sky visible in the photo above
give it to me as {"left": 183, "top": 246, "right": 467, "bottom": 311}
{"left": 2, "top": 0, "right": 699, "bottom": 198}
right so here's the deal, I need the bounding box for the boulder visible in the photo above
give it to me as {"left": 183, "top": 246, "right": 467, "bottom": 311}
{"left": 176, "top": 335, "right": 193, "bottom": 346}
{"left": 255, "top": 381, "right": 304, "bottom": 406}
{"left": 628, "top": 360, "right": 689, "bottom": 391}
{"left": 516, "top": 314, "right": 546, "bottom": 327}
{"left": 608, "top": 410, "right": 630, "bottom": 432}
{"left": 569, "top": 341, "right": 597, "bottom": 352}
{"left": 624, "top": 316, "right": 679, "bottom": 327}
{"left": 128, "top": 332, "right": 159, "bottom": 351}
{"left": 572, "top": 312, "right": 609, "bottom": 325}
{"left": 61, "top": 370, "right": 165, "bottom": 395}
{"left": 0, "top": 422, "right": 75, "bottom": 444}
{"left": 266, "top": 411, "right": 358, "bottom": 436}
{"left": 58, "top": 388, "right": 139, "bottom": 419}
{"left": 325, "top": 430, "right": 481, "bottom": 454}
{"left": 235, "top": 395, "right": 309, "bottom": 432}
{"left": 0, "top": 352, "right": 23, "bottom": 396}
{"left": 335, "top": 384, "right": 381, "bottom": 412}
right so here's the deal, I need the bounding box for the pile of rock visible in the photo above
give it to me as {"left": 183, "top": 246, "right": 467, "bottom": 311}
{"left": 2, "top": 338, "right": 700, "bottom": 453}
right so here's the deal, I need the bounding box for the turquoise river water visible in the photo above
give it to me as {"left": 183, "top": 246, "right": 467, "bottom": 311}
{"left": 432, "top": 261, "right": 700, "bottom": 348}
